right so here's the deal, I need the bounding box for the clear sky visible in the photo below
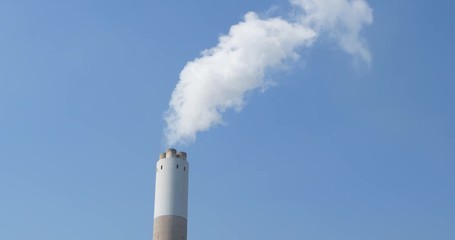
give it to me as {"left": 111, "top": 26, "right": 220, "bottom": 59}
{"left": 1, "top": 0, "right": 454, "bottom": 239}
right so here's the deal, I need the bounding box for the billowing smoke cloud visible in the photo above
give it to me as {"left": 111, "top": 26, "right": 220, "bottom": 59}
{"left": 164, "top": 0, "right": 373, "bottom": 146}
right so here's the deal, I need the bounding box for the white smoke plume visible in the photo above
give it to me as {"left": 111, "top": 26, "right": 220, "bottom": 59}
{"left": 164, "top": 0, "right": 373, "bottom": 146}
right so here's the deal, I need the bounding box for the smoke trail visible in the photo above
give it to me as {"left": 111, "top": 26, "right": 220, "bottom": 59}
{"left": 164, "top": 0, "right": 373, "bottom": 146}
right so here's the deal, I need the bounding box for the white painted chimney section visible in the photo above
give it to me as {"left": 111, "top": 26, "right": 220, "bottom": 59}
{"left": 153, "top": 148, "right": 189, "bottom": 240}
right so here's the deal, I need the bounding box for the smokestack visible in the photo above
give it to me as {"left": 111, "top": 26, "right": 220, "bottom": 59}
{"left": 153, "top": 148, "right": 189, "bottom": 240}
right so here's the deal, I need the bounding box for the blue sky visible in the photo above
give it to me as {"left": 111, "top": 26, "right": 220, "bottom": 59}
{"left": 1, "top": 0, "right": 454, "bottom": 239}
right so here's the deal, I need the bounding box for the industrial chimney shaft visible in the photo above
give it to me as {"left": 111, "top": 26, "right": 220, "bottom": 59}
{"left": 153, "top": 148, "right": 189, "bottom": 240}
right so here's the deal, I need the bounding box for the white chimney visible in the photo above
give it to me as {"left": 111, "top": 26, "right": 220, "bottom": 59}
{"left": 153, "top": 148, "right": 189, "bottom": 240}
